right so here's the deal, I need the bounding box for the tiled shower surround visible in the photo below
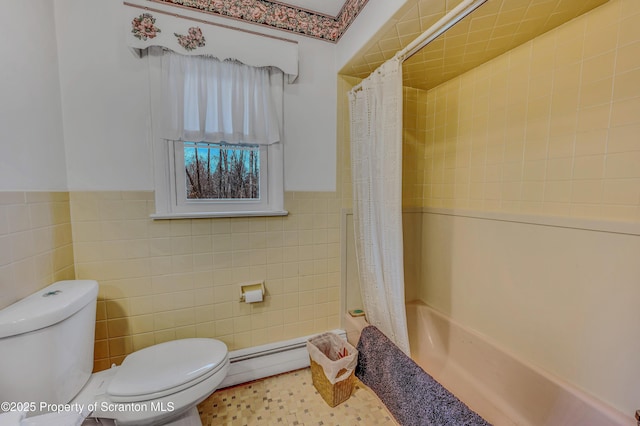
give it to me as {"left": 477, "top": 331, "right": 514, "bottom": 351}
{"left": 69, "top": 191, "right": 344, "bottom": 371}
{"left": 401, "top": 0, "right": 640, "bottom": 221}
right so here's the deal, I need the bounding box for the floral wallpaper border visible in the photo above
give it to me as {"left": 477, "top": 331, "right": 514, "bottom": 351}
{"left": 154, "top": 0, "right": 369, "bottom": 42}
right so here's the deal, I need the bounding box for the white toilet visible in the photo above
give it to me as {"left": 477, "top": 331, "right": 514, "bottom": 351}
{"left": 0, "top": 280, "right": 229, "bottom": 426}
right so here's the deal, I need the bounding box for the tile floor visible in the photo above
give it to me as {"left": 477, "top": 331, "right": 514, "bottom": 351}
{"left": 198, "top": 368, "right": 398, "bottom": 425}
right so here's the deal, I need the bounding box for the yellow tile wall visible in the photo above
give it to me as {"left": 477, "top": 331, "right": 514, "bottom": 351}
{"left": 419, "top": 0, "right": 640, "bottom": 222}
{"left": 342, "top": 77, "right": 430, "bottom": 211}
{"left": 403, "top": 86, "right": 431, "bottom": 209}
{"left": 0, "top": 192, "right": 75, "bottom": 310}
{"left": 70, "top": 190, "right": 344, "bottom": 371}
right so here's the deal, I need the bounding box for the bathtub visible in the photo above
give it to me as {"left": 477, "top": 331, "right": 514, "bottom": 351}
{"left": 405, "top": 300, "right": 631, "bottom": 426}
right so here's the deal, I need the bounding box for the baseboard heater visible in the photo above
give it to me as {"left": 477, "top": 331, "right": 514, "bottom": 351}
{"left": 219, "top": 329, "right": 346, "bottom": 388}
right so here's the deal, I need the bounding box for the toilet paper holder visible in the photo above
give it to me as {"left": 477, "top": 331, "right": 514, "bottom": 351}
{"left": 239, "top": 281, "right": 265, "bottom": 303}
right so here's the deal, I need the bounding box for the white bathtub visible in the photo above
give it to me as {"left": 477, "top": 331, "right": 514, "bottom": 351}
{"left": 406, "top": 300, "right": 631, "bottom": 426}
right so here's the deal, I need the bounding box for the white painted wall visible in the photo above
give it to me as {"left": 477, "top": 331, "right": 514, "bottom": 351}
{"left": 0, "top": 0, "right": 408, "bottom": 193}
{"left": 54, "top": 0, "right": 153, "bottom": 191}
{"left": 53, "top": 0, "right": 337, "bottom": 192}
{"left": 284, "top": 38, "right": 336, "bottom": 192}
{"left": 0, "top": 1, "right": 68, "bottom": 191}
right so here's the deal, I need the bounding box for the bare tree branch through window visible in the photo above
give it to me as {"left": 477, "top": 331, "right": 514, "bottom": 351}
{"left": 184, "top": 142, "right": 260, "bottom": 200}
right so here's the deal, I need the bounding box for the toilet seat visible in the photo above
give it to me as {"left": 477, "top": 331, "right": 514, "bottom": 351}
{"left": 72, "top": 338, "right": 230, "bottom": 426}
{"left": 107, "top": 338, "right": 228, "bottom": 403}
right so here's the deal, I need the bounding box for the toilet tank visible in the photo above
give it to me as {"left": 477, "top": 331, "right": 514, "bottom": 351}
{"left": 0, "top": 280, "right": 99, "bottom": 406}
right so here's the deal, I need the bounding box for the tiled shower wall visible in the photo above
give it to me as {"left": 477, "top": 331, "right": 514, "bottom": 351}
{"left": 0, "top": 192, "right": 75, "bottom": 310}
{"left": 403, "top": 87, "right": 430, "bottom": 210}
{"left": 71, "top": 191, "right": 344, "bottom": 371}
{"left": 407, "top": 0, "right": 640, "bottom": 222}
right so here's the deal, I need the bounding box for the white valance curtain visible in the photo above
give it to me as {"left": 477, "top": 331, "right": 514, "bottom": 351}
{"left": 124, "top": 1, "right": 299, "bottom": 81}
{"left": 160, "top": 51, "right": 283, "bottom": 145}
{"left": 348, "top": 57, "right": 410, "bottom": 355}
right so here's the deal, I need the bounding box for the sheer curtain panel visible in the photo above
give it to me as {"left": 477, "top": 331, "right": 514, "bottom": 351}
{"left": 348, "top": 57, "right": 410, "bottom": 355}
{"left": 161, "top": 52, "right": 282, "bottom": 145}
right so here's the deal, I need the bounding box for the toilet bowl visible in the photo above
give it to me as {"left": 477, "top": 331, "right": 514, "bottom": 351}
{"left": 74, "top": 338, "right": 229, "bottom": 425}
{"left": 0, "top": 280, "right": 229, "bottom": 426}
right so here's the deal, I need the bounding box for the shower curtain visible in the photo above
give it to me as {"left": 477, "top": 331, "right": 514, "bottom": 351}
{"left": 348, "top": 57, "right": 410, "bottom": 355}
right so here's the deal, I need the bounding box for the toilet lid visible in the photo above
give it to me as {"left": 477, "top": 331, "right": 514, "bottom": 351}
{"left": 107, "top": 338, "right": 227, "bottom": 401}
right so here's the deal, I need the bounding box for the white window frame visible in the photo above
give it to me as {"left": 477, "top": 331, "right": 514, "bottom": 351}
{"left": 148, "top": 51, "right": 287, "bottom": 219}
{"left": 176, "top": 141, "right": 266, "bottom": 209}
{"left": 152, "top": 140, "right": 285, "bottom": 218}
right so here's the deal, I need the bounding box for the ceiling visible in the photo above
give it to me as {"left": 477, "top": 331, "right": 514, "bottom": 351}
{"left": 341, "top": 0, "right": 610, "bottom": 91}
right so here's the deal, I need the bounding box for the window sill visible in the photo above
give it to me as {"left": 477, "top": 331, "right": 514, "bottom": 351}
{"left": 150, "top": 210, "right": 289, "bottom": 220}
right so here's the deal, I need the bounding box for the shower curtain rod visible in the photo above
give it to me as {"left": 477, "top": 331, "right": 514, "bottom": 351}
{"left": 350, "top": 0, "right": 487, "bottom": 93}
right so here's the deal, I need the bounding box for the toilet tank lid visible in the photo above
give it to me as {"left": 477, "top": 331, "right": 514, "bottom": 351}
{"left": 0, "top": 280, "right": 99, "bottom": 338}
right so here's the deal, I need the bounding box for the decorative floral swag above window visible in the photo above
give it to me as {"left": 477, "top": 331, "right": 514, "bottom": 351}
{"left": 131, "top": 13, "right": 207, "bottom": 52}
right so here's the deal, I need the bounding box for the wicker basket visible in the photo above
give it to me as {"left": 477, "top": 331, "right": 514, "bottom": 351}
{"left": 310, "top": 357, "right": 356, "bottom": 407}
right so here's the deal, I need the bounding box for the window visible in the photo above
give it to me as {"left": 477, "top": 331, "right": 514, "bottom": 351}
{"left": 182, "top": 142, "right": 261, "bottom": 200}
{"left": 150, "top": 50, "right": 286, "bottom": 219}
{"left": 154, "top": 138, "right": 284, "bottom": 218}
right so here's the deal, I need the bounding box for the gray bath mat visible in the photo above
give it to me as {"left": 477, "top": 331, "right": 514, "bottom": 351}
{"left": 356, "top": 325, "right": 492, "bottom": 426}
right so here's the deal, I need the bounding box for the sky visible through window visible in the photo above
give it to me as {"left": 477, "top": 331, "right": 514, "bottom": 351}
{"left": 184, "top": 142, "right": 260, "bottom": 200}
